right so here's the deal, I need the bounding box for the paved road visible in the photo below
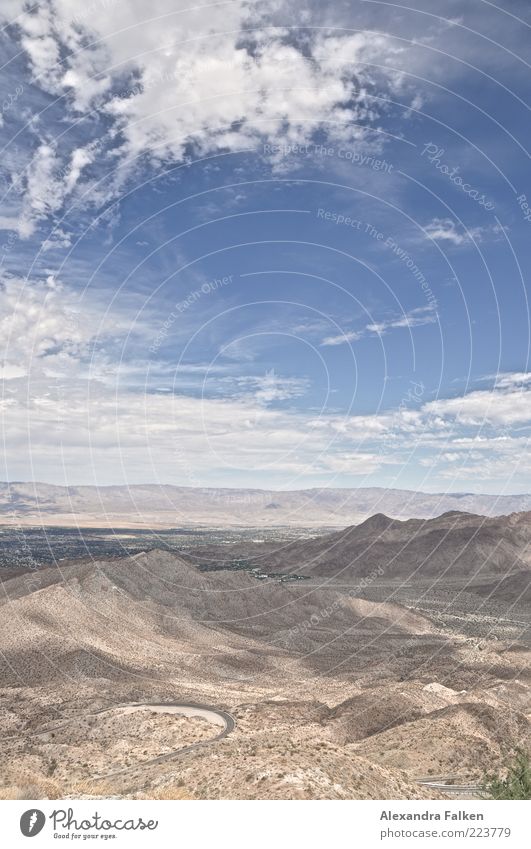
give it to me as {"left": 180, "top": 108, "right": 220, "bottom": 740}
{"left": 416, "top": 777, "right": 483, "bottom": 796}
{"left": 92, "top": 701, "right": 235, "bottom": 779}
{"left": 6, "top": 700, "right": 236, "bottom": 780}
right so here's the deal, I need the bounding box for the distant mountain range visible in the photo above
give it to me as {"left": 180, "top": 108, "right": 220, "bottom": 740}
{"left": 0, "top": 481, "right": 530, "bottom": 527}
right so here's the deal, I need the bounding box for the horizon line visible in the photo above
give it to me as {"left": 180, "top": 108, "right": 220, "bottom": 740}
{"left": 1, "top": 481, "right": 530, "bottom": 498}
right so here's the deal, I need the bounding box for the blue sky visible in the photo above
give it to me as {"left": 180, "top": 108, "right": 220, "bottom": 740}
{"left": 0, "top": 0, "right": 530, "bottom": 492}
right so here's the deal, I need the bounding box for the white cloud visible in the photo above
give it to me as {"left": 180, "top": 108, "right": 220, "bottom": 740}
{"left": 17, "top": 144, "right": 67, "bottom": 237}
{"left": 0, "top": 273, "right": 152, "bottom": 382}
{"left": 366, "top": 305, "right": 437, "bottom": 334}
{"left": 423, "top": 217, "right": 475, "bottom": 246}
{"left": 41, "top": 227, "right": 73, "bottom": 252}
{"left": 0, "top": 0, "right": 417, "bottom": 236}
{"left": 63, "top": 146, "right": 95, "bottom": 194}
{"left": 422, "top": 217, "right": 505, "bottom": 247}
{"left": 7, "top": 139, "right": 98, "bottom": 238}
{"left": 0, "top": 364, "right": 26, "bottom": 380}
{"left": 319, "top": 451, "right": 393, "bottom": 475}
{"left": 231, "top": 370, "right": 310, "bottom": 404}
{"left": 492, "top": 372, "right": 531, "bottom": 389}
{"left": 100, "top": 25, "right": 402, "bottom": 163}
{"left": 424, "top": 379, "right": 531, "bottom": 427}
{"left": 0, "top": 215, "right": 22, "bottom": 232}
{"left": 320, "top": 305, "right": 437, "bottom": 346}
{"left": 320, "top": 330, "right": 362, "bottom": 347}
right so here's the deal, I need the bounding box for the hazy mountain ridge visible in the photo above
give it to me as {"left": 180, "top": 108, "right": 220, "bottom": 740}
{"left": 1, "top": 482, "right": 530, "bottom": 527}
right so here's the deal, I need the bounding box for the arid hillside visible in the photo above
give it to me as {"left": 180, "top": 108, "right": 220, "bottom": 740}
{"left": 0, "top": 549, "right": 444, "bottom": 686}
{"left": 0, "top": 545, "right": 529, "bottom": 800}
{"left": 251, "top": 510, "right": 531, "bottom": 583}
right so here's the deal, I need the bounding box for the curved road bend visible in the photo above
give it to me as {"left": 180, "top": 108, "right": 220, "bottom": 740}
{"left": 92, "top": 702, "right": 235, "bottom": 780}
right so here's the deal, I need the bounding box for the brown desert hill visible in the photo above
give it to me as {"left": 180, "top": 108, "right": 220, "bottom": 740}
{"left": 252, "top": 510, "right": 531, "bottom": 581}
{"left": 325, "top": 679, "right": 531, "bottom": 747}
{"left": 355, "top": 700, "right": 531, "bottom": 778}
{"left": 0, "top": 549, "right": 443, "bottom": 686}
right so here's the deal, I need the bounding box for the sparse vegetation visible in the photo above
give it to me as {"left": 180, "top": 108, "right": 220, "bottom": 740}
{"left": 141, "top": 786, "right": 194, "bottom": 800}
{"left": 0, "top": 771, "right": 60, "bottom": 800}
{"left": 482, "top": 750, "right": 531, "bottom": 800}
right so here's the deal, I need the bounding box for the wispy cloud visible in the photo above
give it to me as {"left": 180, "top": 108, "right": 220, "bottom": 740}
{"left": 320, "top": 305, "right": 437, "bottom": 346}
{"left": 423, "top": 217, "right": 504, "bottom": 247}
{"left": 0, "top": 273, "right": 154, "bottom": 382}
{"left": 320, "top": 330, "right": 362, "bottom": 347}
{"left": 366, "top": 305, "right": 438, "bottom": 334}
{"left": 227, "top": 370, "right": 310, "bottom": 404}
{"left": 424, "top": 217, "right": 481, "bottom": 245}
{"left": 425, "top": 381, "right": 531, "bottom": 427}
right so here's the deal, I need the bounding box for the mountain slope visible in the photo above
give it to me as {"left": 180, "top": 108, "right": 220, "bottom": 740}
{"left": 252, "top": 510, "right": 531, "bottom": 579}
{"left": 0, "top": 549, "right": 441, "bottom": 686}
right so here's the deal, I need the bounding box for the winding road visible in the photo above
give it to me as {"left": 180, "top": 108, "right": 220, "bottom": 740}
{"left": 93, "top": 701, "right": 236, "bottom": 779}
{"left": 8, "top": 700, "right": 236, "bottom": 781}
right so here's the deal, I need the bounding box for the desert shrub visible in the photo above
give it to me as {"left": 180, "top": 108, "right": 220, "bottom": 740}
{"left": 142, "top": 786, "right": 194, "bottom": 800}
{"left": 482, "top": 750, "right": 531, "bottom": 800}
{"left": 0, "top": 779, "right": 60, "bottom": 799}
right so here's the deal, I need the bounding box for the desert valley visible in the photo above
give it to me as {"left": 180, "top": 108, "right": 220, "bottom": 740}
{"left": 0, "top": 496, "right": 529, "bottom": 800}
